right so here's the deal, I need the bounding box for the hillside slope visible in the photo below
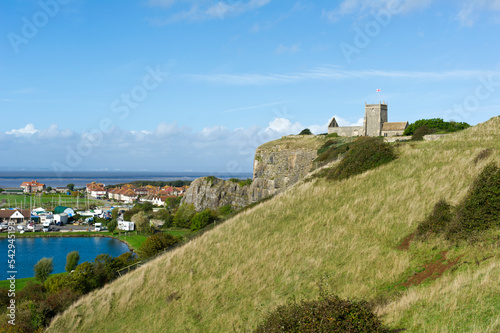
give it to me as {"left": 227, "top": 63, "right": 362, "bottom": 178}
{"left": 48, "top": 117, "right": 500, "bottom": 333}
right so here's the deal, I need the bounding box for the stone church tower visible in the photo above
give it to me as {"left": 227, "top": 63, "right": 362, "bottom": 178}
{"left": 363, "top": 102, "right": 388, "bottom": 136}
{"left": 328, "top": 101, "right": 407, "bottom": 137}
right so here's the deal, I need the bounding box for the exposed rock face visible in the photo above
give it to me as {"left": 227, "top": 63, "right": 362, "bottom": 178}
{"left": 182, "top": 136, "right": 324, "bottom": 211}
{"left": 181, "top": 177, "right": 250, "bottom": 211}
{"left": 252, "top": 144, "right": 318, "bottom": 200}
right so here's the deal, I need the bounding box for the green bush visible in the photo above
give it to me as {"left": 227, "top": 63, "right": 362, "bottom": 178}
{"left": 447, "top": 162, "right": 500, "bottom": 240}
{"left": 190, "top": 209, "right": 218, "bottom": 231}
{"left": 299, "top": 128, "right": 312, "bottom": 135}
{"left": 94, "top": 254, "right": 118, "bottom": 287}
{"left": 173, "top": 204, "right": 196, "bottom": 228}
{"left": 254, "top": 294, "right": 391, "bottom": 333}
{"left": 403, "top": 118, "right": 470, "bottom": 136}
{"left": 44, "top": 274, "right": 70, "bottom": 294}
{"left": 326, "top": 132, "right": 339, "bottom": 138}
{"left": 68, "top": 262, "right": 98, "bottom": 294}
{"left": 65, "top": 251, "right": 80, "bottom": 273}
{"left": 218, "top": 205, "right": 234, "bottom": 217}
{"left": 132, "top": 211, "right": 151, "bottom": 234}
{"left": 326, "top": 137, "right": 396, "bottom": 181}
{"left": 411, "top": 125, "right": 435, "bottom": 141}
{"left": 416, "top": 199, "right": 453, "bottom": 237}
{"left": 34, "top": 258, "right": 54, "bottom": 283}
{"left": 138, "top": 233, "right": 180, "bottom": 259}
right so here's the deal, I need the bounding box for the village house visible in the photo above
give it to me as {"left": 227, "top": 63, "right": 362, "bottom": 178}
{"left": 0, "top": 209, "right": 31, "bottom": 223}
{"left": 86, "top": 182, "right": 107, "bottom": 199}
{"left": 20, "top": 180, "right": 46, "bottom": 193}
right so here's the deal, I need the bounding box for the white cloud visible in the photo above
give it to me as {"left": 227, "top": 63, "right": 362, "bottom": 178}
{"left": 6, "top": 124, "right": 39, "bottom": 136}
{"left": 185, "top": 67, "right": 500, "bottom": 86}
{"left": 265, "top": 117, "right": 303, "bottom": 134}
{"left": 323, "top": 0, "right": 434, "bottom": 21}
{"left": 456, "top": 0, "right": 500, "bottom": 27}
{"left": 275, "top": 43, "right": 301, "bottom": 54}
{"left": 147, "top": 0, "right": 271, "bottom": 24}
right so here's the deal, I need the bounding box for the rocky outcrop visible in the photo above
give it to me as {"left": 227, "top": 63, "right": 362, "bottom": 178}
{"left": 182, "top": 135, "right": 325, "bottom": 211}
{"left": 181, "top": 177, "right": 250, "bottom": 211}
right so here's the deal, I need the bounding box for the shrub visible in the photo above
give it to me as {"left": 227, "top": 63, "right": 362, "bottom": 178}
{"left": 190, "top": 209, "right": 218, "bottom": 231}
{"left": 65, "top": 251, "right": 80, "bottom": 273}
{"left": 299, "top": 128, "right": 312, "bottom": 135}
{"left": 411, "top": 125, "right": 435, "bottom": 141}
{"left": 43, "top": 288, "right": 80, "bottom": 318}
{"left": 107, "top": 218, "right": 118, "bottom": 234}
{"left": 218, "top": 205, "right": 234, "bottom": 217}
{"left": 114, "top": 252, "right": 138, "bottom": 270}
{"left": 446, "top": 162, "right": 500, "bottom": 240}
{"left": 34, "top": 257, "right": 54, "bottom": 283}
{"left": 132, "top": 211, "right": 151, "bottom": 234}
{"left": 173, "top": 204, "right": 196, "bottom": 229}
{"left": 18, "top": 282, "right": 47, "bottom": 303}
{"left": 326, "top": 132, "right": 339, "bottom": 138}
{"left": 155, "top": 209, "right": 173, "bottom": 228}
{"left": 68, "top": 262, "right": 98, "bottom": 294}
{"left": 254, "top": 294, "right": 391, "bottom": 333}
{"left": 138, "top": 233, "right": 180, "bottom": 259}
{"left": 415, "top": 199, "right": 454, "bottom": 237}
{"left": 326, "top": 137, "right": 396, "bottom": 181}
{"left": 238, "top": 178, "right": 252, "bottom": 187}
{"left": 44, "top": 274, "right": 70, "bottom": 294}
{"left": 403, "top": 118, "right": 470, "bottom": 136}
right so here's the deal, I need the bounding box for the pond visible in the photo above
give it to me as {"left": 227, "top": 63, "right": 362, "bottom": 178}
{"left": 1, "top": 237, "right": 131, "bottom": 279}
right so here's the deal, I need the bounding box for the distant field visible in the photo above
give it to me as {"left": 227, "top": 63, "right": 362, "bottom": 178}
{"left": 0, "top": 194, "right": 103, "bottom": 209}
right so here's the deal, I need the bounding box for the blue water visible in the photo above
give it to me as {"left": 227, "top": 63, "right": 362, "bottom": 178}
{"left": 1, "top": 237, "right": 131, "bottom": 279}
{"left": 0, "top": 171, "right": 252, "bottom": 188}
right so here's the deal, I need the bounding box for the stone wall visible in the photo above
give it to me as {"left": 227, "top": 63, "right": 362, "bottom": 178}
{"left": 328, "top": 126, "right": 363, "bottom": 137}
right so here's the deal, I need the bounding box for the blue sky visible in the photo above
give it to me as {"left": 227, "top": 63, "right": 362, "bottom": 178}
{"left": 1, "top": 0, "right": 499, "bottom": 173}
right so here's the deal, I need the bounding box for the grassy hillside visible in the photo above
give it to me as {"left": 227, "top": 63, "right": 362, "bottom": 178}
{"left": 48, "top": 117, "right": 500, "bottom": 333}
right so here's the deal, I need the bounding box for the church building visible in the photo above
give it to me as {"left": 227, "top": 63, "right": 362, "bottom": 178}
{"left": 328, "top": 102, "right": 408, "bottom": 137}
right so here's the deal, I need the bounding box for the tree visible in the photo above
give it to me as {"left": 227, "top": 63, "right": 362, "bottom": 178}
{"left": 45, "top": 186, "right": 53, "bottom": 192}
{"left": 68, "top": 262, "right": 97, "bottom": 294}
{"left": 107, "top": 219, "right": 118, "bottom": 234}
{"left": 93, "top": 254, "right": 117, "bottom": 287}
{"left": 67, "top": 183, "right": 75, "bottom": 191}
{"left": 111, "top": 207, "right": 119, "bottom": 220}
{"left": 173, "top": 204, "right": 196, "bottom": 229}
{"left": 132, "top": 211, "right": 151, "bottom": 233}
{"left": 299, "top": 128, "right": 313, "bottom": 135}
{"left": 190, "top": 209, "right": 218, "bottom": 231}
{"left": 65, "top": 251, "right": 80, "bottom": 273}
{"left": 138, "top": 233, "right": 180, "bottom": 259}
{"left": 34, "top": 257, "right": 54, "bottom": 283}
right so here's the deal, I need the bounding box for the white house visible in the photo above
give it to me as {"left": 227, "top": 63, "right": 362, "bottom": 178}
{"left": 118, "top": 221, "right": 135, "bottom": 231}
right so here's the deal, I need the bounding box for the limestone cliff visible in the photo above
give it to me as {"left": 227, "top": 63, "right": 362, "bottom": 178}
{"left": 181, "top": 177, "right": 250, "bottom": 211}
{"left": 182, "top": 135, "right": 326, "bottom": 211}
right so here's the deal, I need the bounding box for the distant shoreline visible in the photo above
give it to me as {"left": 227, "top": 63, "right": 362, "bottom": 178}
{"left": 0, "top": 171, "right": 253, "bottom": 188}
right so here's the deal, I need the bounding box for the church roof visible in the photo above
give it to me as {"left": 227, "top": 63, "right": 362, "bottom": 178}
{"left": 328, "top": 118, "right": 339, "bottom": 128}
{"left": 382, "top": 122, "right": 408, "bottom": 131}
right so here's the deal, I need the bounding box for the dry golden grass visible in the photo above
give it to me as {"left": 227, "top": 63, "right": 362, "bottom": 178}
{"left": 48, "top": 117, "right": 500, "bottom": 333}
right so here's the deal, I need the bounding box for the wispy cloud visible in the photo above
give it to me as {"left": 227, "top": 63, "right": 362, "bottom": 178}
{"left": 147, "top": 0, "right": 271, "bottom": 25}
{"left": 456, "top": 0, "right": 500, "bottom": 27}
{"left": 185, "top": 67, "right": 500, "bottom": 86}
{"left": 323, "top": 0, "right": 435, "bottom": 21}
{"left": 275, "top": 43, "right": 301, "bottom": 54}
{"left": 223, "top": 101, "right": 288, "bottom": 113}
